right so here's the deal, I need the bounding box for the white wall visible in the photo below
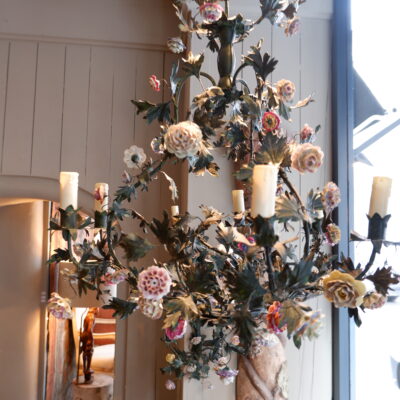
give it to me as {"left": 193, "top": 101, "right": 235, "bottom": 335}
{"left": 187, "top": 1, "right": 333, "bottom": 399}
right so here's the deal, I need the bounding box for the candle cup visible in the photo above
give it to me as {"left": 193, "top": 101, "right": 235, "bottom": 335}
{"left": 94, "top": 211, "right": 108, "bottom": 229}
{"left": 367, "top": 213, "right": 391, "bottom": 253}
{"left": 94, "top": 183, "right": 109, "bottom": 228}
{"left": 60, "top": 206, "right": 78, "bottom": 229}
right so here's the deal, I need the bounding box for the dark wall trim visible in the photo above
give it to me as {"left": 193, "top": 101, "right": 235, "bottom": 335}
{"left": 332, "top": 1, "right": 354, "bottom": 400}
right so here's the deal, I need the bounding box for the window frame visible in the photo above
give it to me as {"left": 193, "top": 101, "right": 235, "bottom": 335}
{"left": 332, "top": 1, "right": 355, "bottom": 399}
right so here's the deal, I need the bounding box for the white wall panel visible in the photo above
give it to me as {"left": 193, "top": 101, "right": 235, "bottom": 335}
{"left": 31, "top": 42, "right": 65, "bottom": 178}
{"left": 2, "top": 41, "right": 37, "bottom": 175}
{"left": 60, "top": 45, "right": 91, "bottom": 186}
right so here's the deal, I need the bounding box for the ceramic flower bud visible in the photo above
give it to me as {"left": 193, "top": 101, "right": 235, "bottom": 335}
{"left": 149, "top": 74, "right": 161, "bottom": 92}
{"left": 165, "top": 318, "right": 187, "bottom": 341}
{"left": 167, "top": 37, "right": 186, "bottom": 54}
{"left": 276, "top": 79, "right": 296, "bottom": 102}
{"left": 199, "top": 2, "right": 224, "bottom": 23}
{"left": 300, "top": 123, "right": 314, "bottom": 141}
{"left": 322, "top": 181, "right": 341, "bottom": 213}
{"left": 322, "top": 270, "right": 366, "bottom": 308}
{"left": 266, "top": 301, "right": 287, "bottom": 334}
{"left": 325, "top": 223, "right": 341, "bottom": 246}
{"left": 363, "top": 292, "right": 387, "bottom": 309}
{"left": 47, "top": 292, "right": 73, "bottom": 320}
{"left": 262, "top": 111, "right": 281, "bottom": 133}
{"left": 165, "top": 380, "right": 176, "bottom": 391}
{"left": 164, "top": 121, "right": 203, "bottom": 158}
{"left": 285, "top": 17, "right": 301, "bottom": 36}
{"left": 138, "top": 266, "right": 172, "bottom": 300}
{"left": 123, "top": 145, "right": 147, "bottom": 169}
{"left": 291, "top": 143, "right": 324, "bottom": 173}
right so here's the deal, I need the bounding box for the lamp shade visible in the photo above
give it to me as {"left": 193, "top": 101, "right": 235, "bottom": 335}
{"left": 57, "top": 262, "right": 116, "bottom": 308}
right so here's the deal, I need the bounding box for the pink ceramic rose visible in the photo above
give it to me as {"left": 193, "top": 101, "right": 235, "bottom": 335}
{"left": 291, "top": 143, "right": 324, "bottom": 173}
{"left": 165, "top": 318, "right": 187, "bottom": 341}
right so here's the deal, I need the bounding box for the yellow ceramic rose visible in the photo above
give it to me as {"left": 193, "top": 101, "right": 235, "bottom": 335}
{"left": 322, "top": 270, "right": 366, "bottom": 308}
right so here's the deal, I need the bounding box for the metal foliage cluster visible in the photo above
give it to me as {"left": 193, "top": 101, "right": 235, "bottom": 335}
{"left": 49, "top": 0, "right": 399, "bottom": 383}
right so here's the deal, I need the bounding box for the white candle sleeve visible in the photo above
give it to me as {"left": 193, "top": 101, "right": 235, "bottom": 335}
{"left": 171, "top": 205, "right": 180, "bottom": 216}
{"left": 94, "top": 183, "right": 109, "bottom": 212}
{"left": 232, "top": 190, "right": 245, "bottom": 213}
{"left": 368, "top": 176, "right": 392, "bottom": 217}
{"left": 60, "top": 172, "right": 79, "bottom": 209}
{"left": 251, "top": 165, "right": 278, "bottom": 218}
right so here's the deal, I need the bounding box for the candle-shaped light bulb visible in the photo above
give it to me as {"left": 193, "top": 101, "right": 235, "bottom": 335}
{"left": 251, "top": 165, "right": 278, "bottom": 219}
{"left": 232, "top": 190, "right": 245, "bottom": 213}
{"left": 94, "top": 183, "right": 109, "bottom": 212}
{"left": 368, "top": 176, "right": 392, "bottom": 217}
{"left": 171, "top": 205, "right": 180, "bottom": 216}
{"left": 60, "top": 172, "right": 79, "bottom": 209}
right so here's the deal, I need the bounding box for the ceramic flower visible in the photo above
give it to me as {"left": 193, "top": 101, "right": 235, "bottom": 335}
{"left": 322, "top": 270, "right": 366, "bottom": 308}
{"left": 139, "top": 297, "right": 164, "bottom": 320}
{"left": 363, "top": 292, "right": 387, "bottom": 310}
{"left": 186, "top": 364, "right": 197, "bottom": 373}
{"left": 167, "top": 37, "right": 186, "bottom": 54}
{"left": 102, "top": 270, "right": 127, "bottom": 285}
{"left": 191, "top": 336, "right": 202, "bottom": 345}
{"left": 291, "top": 143, "right": 324, "bottom": 173}
{"left": 325, "top": 223, "right": 341, "bottom": 246}
{"left": 47, "top": 292, "right": 73, "bottom": 319}
{"left": 165, "top": 380, "right": 176, "bottom": 391}
{"left": 164, "top": 121, "right": 203, "bottom": 158}
{"left": 285, "top": 17, "right": 301, "bottom": 36}
{"left": 199, "top": 2, "right": 224, "bottom": 23}
{"left": 138, "top": 266, "right": 172, "bottom": 300}
{"left": 231, "top": 335, "right": 240, "bottom": 346}
{"left": 123, "top": 145, "right": 147, "bottom": 169}
{"left": 165, "top": 318, "right": 187, "bottom": 341}
{"left": 295, "top": 311, "right": 323, "bottom": 339}
{"left": 166, "top": 353, "right": 176, "bottom": 364}
{"left": 300, "top": 123, "right": 314, "bottom": 141}
{"left": 322, "top": 182, "right": 341, "bottom": 213}
{"left": 262, "top": 111, "right": 281, "bottom": 132}
{"left": 149, "top": 74, "right": 161, "bottom": 92}
{"left": 266, "top": 301, "right": 287, "bottom": 334}
{"left": 276, "top": 79, "right": 296, "bottom": 102}
{"left": 215, "top": 368, "right": 239, "bottom": 385}
{"left": 150, "top": 137, "right": 165, "bottom": 154}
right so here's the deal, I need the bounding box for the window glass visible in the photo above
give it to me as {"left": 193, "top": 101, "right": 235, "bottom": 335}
{"left": 352, "top": 1, "right": 400, "bottom": 398}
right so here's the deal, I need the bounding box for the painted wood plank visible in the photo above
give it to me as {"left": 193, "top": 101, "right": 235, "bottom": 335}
{"left": 0, "top": 40, "right": 10, "bottom": 174}
{"left": 60, "top": 44, "right": 91, "bottom": 187}
{"left": 108, "top": 48, "right": 136, "bottom": 194}
{"left": 85, "top": 46, "right": 114, "bottom": 191}
{"left": 2, "top": 41, "right": 37, "bottom": 175}
{"left": 124, "top": 49, "right": 164, "bottom": 400}
{"left": 31, "top": 42, "right": 65, "bottom": 178}
{"left": 300, "top": 19, "right": 332, "bottom": 400}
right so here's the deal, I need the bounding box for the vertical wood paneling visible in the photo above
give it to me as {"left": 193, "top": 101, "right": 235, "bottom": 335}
{"left": 2, "top": 41, "right": 37, "bottom": 175}
{"left": 0, "top": 40, "right": 10, "bottom": 173}
{"left": 109, "top": 48, "right": 136, "bottom": 194}
{"left": 85, "top": 46, "right": 114, "bottom": 189}
{"left": 31, "top": 42, "right": 65, "bottom": 178}
{"left": 124, "top": 49, "right": 164, "bottom": 400}
{"left": 60, "top": 45, "right": 91, "bottom": 186}
{"left": 300, "top": 18, "right": 332, "bottom": 400}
